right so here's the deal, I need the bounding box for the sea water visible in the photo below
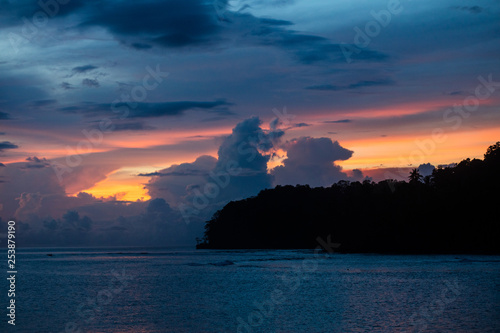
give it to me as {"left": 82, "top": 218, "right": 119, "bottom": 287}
{"left": 2, "top": 247, "right": 499, "bottom": 332}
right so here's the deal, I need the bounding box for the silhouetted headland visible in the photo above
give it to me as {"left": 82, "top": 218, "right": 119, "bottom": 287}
{"left": 197, "top": 142, "right": 500, "bottom": 254}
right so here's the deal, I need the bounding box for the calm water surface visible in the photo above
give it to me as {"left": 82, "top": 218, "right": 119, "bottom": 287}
{"left": 2, "top": 247, "right": 500, "bottom": 332}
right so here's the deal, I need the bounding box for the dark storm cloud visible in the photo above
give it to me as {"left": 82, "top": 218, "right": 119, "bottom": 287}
{"left": 0, "top": 141, "right": 18, "bottom": 152}
{"left": 80, "top": 0, "right": 220, "bottom": 48}
{"left": 72, "top": 65, "right": 98, "bottom": 74}
{"left": 72, "top": 0, "right": 389, "bottom": 65}
{"left": 126, "top": 100, "right": 234, "bottom": 118}
{"left": 60, "top": 100, "right": 234, "bottom": 118}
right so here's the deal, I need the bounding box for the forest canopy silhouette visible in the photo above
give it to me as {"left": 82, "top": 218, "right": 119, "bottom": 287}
{"left": 197, "top": 142, "right": 500, "bottom": 253}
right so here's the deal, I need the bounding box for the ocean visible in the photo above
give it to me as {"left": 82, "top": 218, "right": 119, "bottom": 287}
{"left": 2, "top": 247, "right": 500, "bottom": 332}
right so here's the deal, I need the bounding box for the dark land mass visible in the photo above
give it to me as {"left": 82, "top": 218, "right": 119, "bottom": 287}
{"left": 197, "top": 142, "right": 500, "bottom": 254}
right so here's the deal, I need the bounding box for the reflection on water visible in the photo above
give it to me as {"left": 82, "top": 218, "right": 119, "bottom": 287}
{"left": 2, "top": 247, "right": 500, "bottom": 332}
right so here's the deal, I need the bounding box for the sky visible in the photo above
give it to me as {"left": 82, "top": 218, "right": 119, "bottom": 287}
{"left": 0, "top": 0, "right": 499, "bottom": 246}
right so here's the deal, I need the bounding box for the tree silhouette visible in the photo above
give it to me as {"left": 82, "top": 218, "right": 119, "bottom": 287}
{"left": 408, "top": 168, "right": 423, "bottom": 184}
{"left": 197, "top": 142, "right": 500, "bottom": 254}
{"left": 485, "top": 141, "right": 500, "bottom": 163}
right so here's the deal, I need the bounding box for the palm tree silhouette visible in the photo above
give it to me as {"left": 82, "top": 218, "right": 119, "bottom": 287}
{"left": 409, "top": 168, "right": 423, "bottom": 184}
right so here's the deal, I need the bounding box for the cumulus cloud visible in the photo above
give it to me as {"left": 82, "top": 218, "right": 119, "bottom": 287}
{"left": 210, "top": 116, "right": 283, "bottom": 201}
{"left": 417, "top": 163, "right": 435, "bottom": 177}
{"left": 143, "top": 155, "right": 218, "bottom": 206}
{"left": 271, "top": 137, "right": 353, "bottom": 187}
{"left": 143, "top": 117, "right": 284, "bottom": 224}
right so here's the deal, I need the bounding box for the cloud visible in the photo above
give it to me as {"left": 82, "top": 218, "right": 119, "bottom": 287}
{"left": 73, "top": 0, "right": 389, "bottom": 65}
{"left": 144, "top": 155, "right": 218, "bottom": 206}
{"left": 128, "top": 100, "right": 233, "bottom": 118}
{"left": 271, "top": 137, "right": 353, "bottom": 187}
{"left": 144, "top": 117, "right": 284, "bottom": 222}
{"left": 0, "top": 111, "right": 9, "bottom": 119}
{"left": 21, "top": 157, "right": 50, "bottom": 169}
{"left": 417, "top": 163, "right": 435, "bottom": 177}
{"left": 19, "top": 210, "right": 95, "bottom": 246}
{"left": 60, "top": 99, "right": 234, "bottom": 118}
{"left": 130, "top": 42, "right": 153, "bottom": 50}
{"left": 106, "top": 121, "right": 155, "bottom": 131}
{"left": 82, "top": 78, "right": 100, "bottom": 88}
{"left": 0, "top": 0, "right": 89, "bottom": 28}
{"left": 29, "top": 99, "right": 57, "bottom": 108}
{"left": 323, "top": 119, "right": 352, "bottom": 124}
{"left": 15, "top": 192, "right": 44, "bottom": 221}
{"left": 60, "top": 82, "right": 75, "bottom": 90}
{"left": 0, "top": 155, "right": 123, "bottom": 221}
{"left": 0, "top": 141, "right": 18, "bottom": 152}
{"left": 237, "top": 13, "right": 389, "bottom": 64}
{"left": 306, "top": 84, "right": 340, "bottom": 91}
{"left": 451, "top": 6, "right": 483, "bottom": 14}
{"left": 72, "top": 65, "right": 98, "bottom": 74}
{"left": 306, "top": 78, "right": 395, "bottom": 91}
{"left": 80, "top": 0, "right": 220, "bottom": 48}
{"left": 362, "top": 167, "right": 413, "bottom": 183}
{"left": 292, "top": 122, "right": 310, "bottom": 128}
{"left": 346, "top": 168, "right": 372, "bottom": 182}
{"left": 211, "top": 116, "right": 283, "bottom": 200}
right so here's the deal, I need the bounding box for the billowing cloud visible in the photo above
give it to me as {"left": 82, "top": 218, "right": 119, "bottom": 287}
{"left": 417, "top": 163, "right": 435, "bottom": 177}
{"left": 143, "top": 117, "right": 284, "bottom": 223}
{"left": 212, "top": 116, "right": 283, "bottom": 200}
{"left": 144, "top": 155, "right": 218, "bottom": 206}
{"left": 271, "top": 137, "right": 353, "bottom": 187}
